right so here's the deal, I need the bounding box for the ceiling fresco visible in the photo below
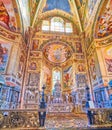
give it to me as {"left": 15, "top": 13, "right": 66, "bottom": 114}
{"left": 0, "top": 0, "right": 17, "bottom": 31}
{"left": 18, "top": 0, "right": 30, "bottom": 32}
{"left": 96, "top": 0, "right": 112, "bottom": 38}
{"left": 43, "top": 0, "right": 71, "bottom": 14}
{"left": 43, "top": 43, "right": 72, "bottom": 64}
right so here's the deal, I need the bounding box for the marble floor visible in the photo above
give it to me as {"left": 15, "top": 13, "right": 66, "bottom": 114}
{"left": 45, "top": 112, "right": 88, "bottom": 129}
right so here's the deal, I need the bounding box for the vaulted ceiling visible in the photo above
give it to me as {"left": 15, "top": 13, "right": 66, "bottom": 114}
{"left": 0, "top": 0, "right": 111, "bottom": 38}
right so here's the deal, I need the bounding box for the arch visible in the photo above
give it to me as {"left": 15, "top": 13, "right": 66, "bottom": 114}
{"left": 35, "top": 10, "right": 79, "bottom": 34}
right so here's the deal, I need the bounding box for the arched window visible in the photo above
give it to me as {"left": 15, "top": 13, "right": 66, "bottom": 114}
{"left": 51, "top": 17, "right": 64, "bottom": 32}
{"left": 42, "top": 17, "right": 73, "bottom": 33}
{"left": 42, "top": 20, "right": 49, "bottom": 31}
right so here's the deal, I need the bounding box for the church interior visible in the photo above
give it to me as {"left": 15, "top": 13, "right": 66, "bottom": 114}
{"left": 0, "top": 0, "right": 112, "bottom": 129}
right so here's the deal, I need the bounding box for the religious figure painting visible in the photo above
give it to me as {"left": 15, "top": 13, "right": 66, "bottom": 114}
{"left": 18, "top": 55, "right": 24, "bottom": 78}
{"left": 0, "top": 43, "right": 10, "bottom": 73}
{"left": 63, "top": 66, "right": 73, "bottom": 88}
{"left": 77, "top": 64, "right": 85, "bottom": 72}
{"left": 89, "top": 58, "right": 97, "bottom": 81}
{"left": 105, "top": 58, "right": 112, "bottom": 72}
{"left": 76, "top": 42, "right": 82, "bottom": 53}
{"left": 104, "top": 46, "right": 112, "bottom": 73}
{"left": 29, "top": 61, "right": 37, "bottom": 70}
{"left": 28, "top": 73, "right": 40, "bottom": 87}
{"left": 0, "top": 0, "right": 17, "bottom": 31}
{"left": 97, "top": 0, "right": 112, "bottom": 38}
{"left": 32, "top": 40, "right": 39, "bottom": 51}
{"left": 43, "top": 65, "right": 51, "bottom": 87}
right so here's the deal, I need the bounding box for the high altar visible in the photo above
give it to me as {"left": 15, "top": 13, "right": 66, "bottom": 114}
{"left": 47, "top": 81, "right": 73, "bottom": 113}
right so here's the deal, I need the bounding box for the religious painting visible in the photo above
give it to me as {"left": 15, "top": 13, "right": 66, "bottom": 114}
{"left": 29, "top": 61, "right": 37, "bottom": 70}
{"left": 32, "top": 40, "right": 39, "bottom": 51}
{"left": 97, "top": 0, "right": 112, "bottom": 38}
{"left": 89, "top": 58, "right": 96, "bottom": 81}
{"left": 77, "top": 64, "right": 85, "bottom": 72}
{"left": 28, "top": 73, "right": 40, "bottom": 87}
{"left": 0, "top": 43, "right": 10, "bottom": 73}
{"left": 43, "top": 0, "right": 71, "bottom": 14}
{"left": 76, "top": 74, "right": 86, "bottom": 88}
{"left": 0, "top": 0, "right": 17, "bottom": 31}
{"left": 104, "top": 46, "right": 112, "bottom": 73}
{"left": 43, "top": 65, "right": 51, "bottom": 88}
{"left": 63, "top": 66, "right": 73, "bottom": 88}
{"left": 43, "top": 43, "right": 72, "bottom": 64}
{"left": 76, "top": 42, "right": 82, "bottom": 53}
{"left": 17, "top": 55, "right": 25, "bottom": 79}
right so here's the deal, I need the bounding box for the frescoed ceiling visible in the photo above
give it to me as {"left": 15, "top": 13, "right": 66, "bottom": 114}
{"left": 95, "top": 0, "right": 112, "bottom": 38}
{"left": 0, "top": 0, "right": 109, "bottom": 38}
{"left": 0, "top": 0, "right": 21, "bottom": 32}
{"left": 43, "top": 0, "right": 71, "bottom": 14}
{"left": 43, "top": 43, "right": 72, "bottom": 64}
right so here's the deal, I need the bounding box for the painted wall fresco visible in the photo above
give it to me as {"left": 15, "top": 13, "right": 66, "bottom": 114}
{"left": 89, "top": 53, "right": 101, "bottom": 84}
{"left": 28, "top": 73, "right": 40, "bottom": 87}
{"left": 43, "top": 65, "right": 51, "bottom": 88}
{"left": 0, "top": 43, "right": 10, "bottom": 73}
{"left": 32, "top": 40, "right": 39, "bottom": 51}
{"left": 63, "top": 66, "right": 73, "bottom": 89}
{"left": 0, "top": 0, "right": 17, "bottom": 31}
{"left": 18, "top": 55, "right": 25, "bottom": 79}
{"left": 43, "top": 43, "right": 72, "bottom": 64}
{"left": 29, "top": 61, "right": 37, "bottom": 70}
{"left": 43, "top": 0, "right": 71, "bottom": 14}
{"left": 75, "top": 42, "right": 82, "bottom": 53}
{"left": 89, "top": 58, "right": 97, "bottom": 81}
{"left": 76, "top": 74, "right": 86, "bottom": 88}
{"left": 104, "top": 46, "right": 112, "bottom": 73}
{"left": 77, "top": 63, "right": 85, "bottom": 73}
{"left": 97, "top": 0, "right": 112, "bottom": 38}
